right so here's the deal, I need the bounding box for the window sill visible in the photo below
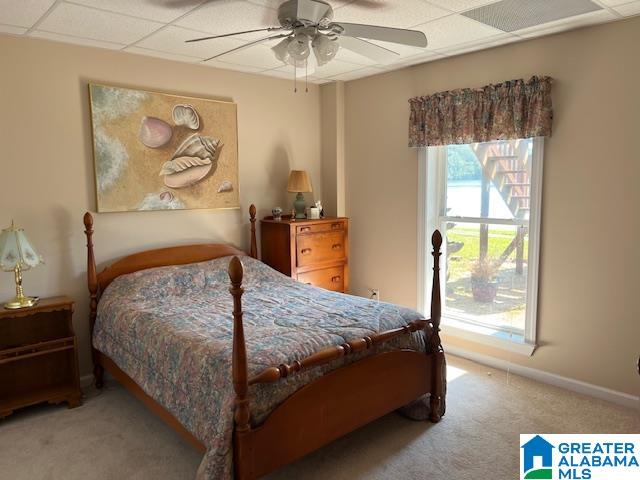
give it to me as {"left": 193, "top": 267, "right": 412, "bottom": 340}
{"left": 441, "top": 317, "right": 537, "bottom": 356}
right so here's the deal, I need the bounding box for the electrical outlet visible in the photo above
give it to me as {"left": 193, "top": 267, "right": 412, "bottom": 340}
{"left": 369, "top": 288, "right": 380, "bottom": 301}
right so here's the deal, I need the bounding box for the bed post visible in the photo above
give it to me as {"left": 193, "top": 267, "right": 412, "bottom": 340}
{"left": 229, "top": 256, "right": 252, "bottom": 479}
{"left": 428, "top": 230, "right": 446, "bottom": 422}
{"left": 83, "top": 212, "right": 104, "bottom": 389}
{"left": 249, "top": 204, "right": 258, "bottom": 259}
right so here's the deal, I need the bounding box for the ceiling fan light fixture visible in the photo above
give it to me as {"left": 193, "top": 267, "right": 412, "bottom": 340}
{"left": 272, "top": 37, "right": 293, "bottom": 63}
{"left": 312, "top": 33, "right": 339, "bottom": 66}
{"left": 287, "top": 33, "right": 311, "bottom": 61}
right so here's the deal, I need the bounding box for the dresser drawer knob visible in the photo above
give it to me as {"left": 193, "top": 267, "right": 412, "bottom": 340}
{"left": 331, "top": 276, "right": 341, "bottom": 283}
{"left": 301, "top": 248, "right": 312, "bottom": 255}
{"left": 332, "top": 244, "right": 342, "bottom": 250}
{"left": 300, "top": 227, "right": 311, "bottom": 232}
{"left": 331, "top": 223, "right": 341, "bottom": 229}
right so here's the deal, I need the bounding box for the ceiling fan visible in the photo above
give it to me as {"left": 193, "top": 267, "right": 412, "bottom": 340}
{"left": 186, "top": 0, "right": 428, "bottom": 77}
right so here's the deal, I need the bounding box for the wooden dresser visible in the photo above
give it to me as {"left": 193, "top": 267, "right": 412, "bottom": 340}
{"left": 0, "top": 296, "right": 81, "bottom": 418}
{"left": 261, "top": 216, "right": 349, "bottom": 293}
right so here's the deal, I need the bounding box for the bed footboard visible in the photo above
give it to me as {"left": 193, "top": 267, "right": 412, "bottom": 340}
{"left": 227, "top": 229, "right": 446, "bottom": 479}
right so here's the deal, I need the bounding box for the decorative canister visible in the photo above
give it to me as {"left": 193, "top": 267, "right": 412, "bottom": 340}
{"left": 309, "top": 207, "right": 320, "bottom": 219}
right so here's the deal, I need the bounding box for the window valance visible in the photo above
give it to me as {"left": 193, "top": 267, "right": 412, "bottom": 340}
{"left": 409, "top": 76, "right": 553, "bottom": 147}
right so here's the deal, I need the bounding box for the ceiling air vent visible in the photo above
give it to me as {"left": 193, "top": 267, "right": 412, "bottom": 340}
{"left": 462, "top": 0, "right": 603, "bottom": 32}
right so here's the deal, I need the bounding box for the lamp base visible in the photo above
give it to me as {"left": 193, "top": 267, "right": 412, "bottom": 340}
{"left": 4, "top": 295, "right": 39, "bottom": 310}
{"left": 293, "top": 192, "right": 307, "bottom": 219}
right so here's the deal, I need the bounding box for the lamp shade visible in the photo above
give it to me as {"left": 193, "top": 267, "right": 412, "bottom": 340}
{"left": 287, "top": 170, "right": 312, "bottom": 193}
{"left": 0, "top": 221, "right": 44, "bottom": 272}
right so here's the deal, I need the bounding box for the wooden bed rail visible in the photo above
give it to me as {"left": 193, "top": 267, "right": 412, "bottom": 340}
{"left": 227, "top": 228, "right": 445, "bottom": 432}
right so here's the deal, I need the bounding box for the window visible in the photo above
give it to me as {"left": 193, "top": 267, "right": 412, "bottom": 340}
{"left": 418, "top": 138, "right": 543, "bottom": 354}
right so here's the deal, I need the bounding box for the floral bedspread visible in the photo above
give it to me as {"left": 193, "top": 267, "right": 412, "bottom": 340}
{"left": 94, "top": 255, "right": 428, "bottom": 479}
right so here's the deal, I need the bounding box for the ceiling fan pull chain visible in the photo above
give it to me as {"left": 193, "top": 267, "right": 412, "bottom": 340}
{"left": 305, "top": 59, "right": 308, "bottom": 93}
{"left": 294, "top": 64, "right": 297, "bottom": 93}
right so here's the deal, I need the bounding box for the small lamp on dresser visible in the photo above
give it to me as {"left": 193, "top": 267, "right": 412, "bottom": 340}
{"left": 287, "top": 170, "right": 313, "bottom": 219}
{"left": 0, "top": 221, "right": 44, "bottom": 309}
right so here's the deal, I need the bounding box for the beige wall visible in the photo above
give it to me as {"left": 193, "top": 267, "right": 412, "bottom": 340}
{"left": 341, "top": 18, "right": 640, "bottom": 396}
{"left": 320, "top": 82, "right": 346, "bottom": 217}
{"left": 0, "top": 35, "right": 321, "bottom": 377}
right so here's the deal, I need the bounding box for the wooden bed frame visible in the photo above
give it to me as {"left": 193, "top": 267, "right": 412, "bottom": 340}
{"left": 83, "top": 204, "right": 446, "bottom": 480}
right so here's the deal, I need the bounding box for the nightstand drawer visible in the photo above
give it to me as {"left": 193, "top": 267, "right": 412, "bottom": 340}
{"left": 296, "top": 221, "right": 344, "bottom": 235}
{"left": 297, "top": 231, "right": 345, "bottom": 267}
{"left": 298, "top": 266, "right": 345, "bottom": 292}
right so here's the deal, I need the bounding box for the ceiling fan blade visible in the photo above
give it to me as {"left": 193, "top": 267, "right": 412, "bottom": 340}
{"left": 334, "top": 22, "right": 427, "bottom": 48}
{"left": 339, "top": 36, "right": 399, "bottom": 64}
{"left": 296, "top": 0, "right": 333, "bottom": 24}
{"left": 203, "top": 33, "right": 291, "bottom": 62}
{"left": 186, "top": 27, "right": 283, "bottom": 43}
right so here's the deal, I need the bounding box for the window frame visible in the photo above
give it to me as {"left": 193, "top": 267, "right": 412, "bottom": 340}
{"left": 417, "top": 137, "right": 544, "bottom": 356}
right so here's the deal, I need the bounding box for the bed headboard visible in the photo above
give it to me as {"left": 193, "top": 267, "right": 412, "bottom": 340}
{"left": 83, "top": 204, "right": 258, "bottom": 295}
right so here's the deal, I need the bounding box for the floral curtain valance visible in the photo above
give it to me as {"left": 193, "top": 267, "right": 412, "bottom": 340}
{"left": 409, "top": 76, "right": 553, "bottom": 147}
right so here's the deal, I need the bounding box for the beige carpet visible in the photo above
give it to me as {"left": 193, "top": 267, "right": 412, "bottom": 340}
{"left": 1, "top": 356, "right": 637, "bottom": 479}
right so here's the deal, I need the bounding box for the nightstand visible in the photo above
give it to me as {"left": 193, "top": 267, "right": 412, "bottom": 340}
{"left": 261, "top": 216, "right": 349, "bottom": 293}
{"left": 0, "top": 296, "right": 82, "bottom": 418}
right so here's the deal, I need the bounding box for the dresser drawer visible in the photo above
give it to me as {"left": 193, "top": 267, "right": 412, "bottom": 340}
{"left": 297, "top": 231, "right": 345, "bottom": 267}
{"left": 296, "top": 221, "right": 344, "bottom": 236}
{"left": 297, "top": 266, "right": 345, "bottom": 292}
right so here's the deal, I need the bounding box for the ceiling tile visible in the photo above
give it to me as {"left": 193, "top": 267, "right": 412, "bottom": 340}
{"left": 0, "top": 0, "right": 55, "bottom": 28}
{"left": 425, "top": 0, "right": 502, "bottom": 13}
{"left": 37, "top": 3, "right": 163, "bottom": 44}
{"left": 211, "top": 42, "right": 285, "bottom": 69}
{"left": 334, "top": 0, "right": 449, "bottom": 29}
{"left": 175, "top": 0, "right": 280, "bottom": 40}
{"left": 125, "top": 46, "right": 201, "bottom": 63}
{"left": 260, "top": 68, "right": 294, "bottom": 79}
{"left": 29, "top": 29, "right": 126, "bottom": 49}
{"left": 414, "top": 14, "right": 504, "bottom": 51}
{"left": 69, "top": 0, "right": 205, "bottom": 23}
{"left": 380, "top": 51, "right": 444, "bottom": 69}
{"left": 0, "top": 24, "right": 28, "bottom": 35}
{"left": 595, "top": 0, "right": 630, "bottom": 5}
{"left": 513, "top": 9, "right": 617, "bottom": 37}
{"left": 334, "top": 42, "right": 381, "bottom": 66}
{"left": 307, "top": 58, "right": 363, "bottom": 78}
{"left": 368, "top": 38, "right": 431, "bottom": 57}
{"left": 329, "top": 65, "right": 385, "bottom": 81}
{"left": 135, "top": 25, "right": 244, "bottom": 59}
{"left": 251, "top": 0, "right": 353, "bottom": 9}
{"left": 613, "top": 1, "right": 640, "bottom": 16}
{"left": 437, "top": 32, "right": 520, "bottom": 55}
{"left": 204, "top": 59, "right": 265, "bottom": 73}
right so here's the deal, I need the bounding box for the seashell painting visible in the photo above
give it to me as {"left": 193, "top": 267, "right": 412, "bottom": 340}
{"left": 138, "top": 116, "right": 173, "bottom": 148}
{"left": 172, "top": 104, "right": 200, "bottom": 130}
{"left": 89, "top": 83, "right": 238, "bottom": 212}
{"left": 217, "top": 180, "right": 233, "bottom": 193}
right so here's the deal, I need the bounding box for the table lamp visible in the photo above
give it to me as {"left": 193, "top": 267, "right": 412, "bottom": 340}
{"left": 287, "top": 170, "right": 312, "bottom": 219}
{"left": 0, "top": 221, "right": 44, "bottom": 309}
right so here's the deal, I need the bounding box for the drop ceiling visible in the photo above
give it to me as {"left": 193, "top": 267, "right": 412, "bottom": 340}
{"left": 0, "top": 0, "right": 638, "bottom": 84}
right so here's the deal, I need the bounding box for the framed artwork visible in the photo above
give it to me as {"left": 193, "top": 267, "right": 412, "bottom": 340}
{"left": 88, "top": 83, "right": 239, "bottom": 212}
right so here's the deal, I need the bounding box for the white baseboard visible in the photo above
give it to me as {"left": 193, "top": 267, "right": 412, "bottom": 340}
{"left": 446, "top": 346, "right": 640, "bottom": 410}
